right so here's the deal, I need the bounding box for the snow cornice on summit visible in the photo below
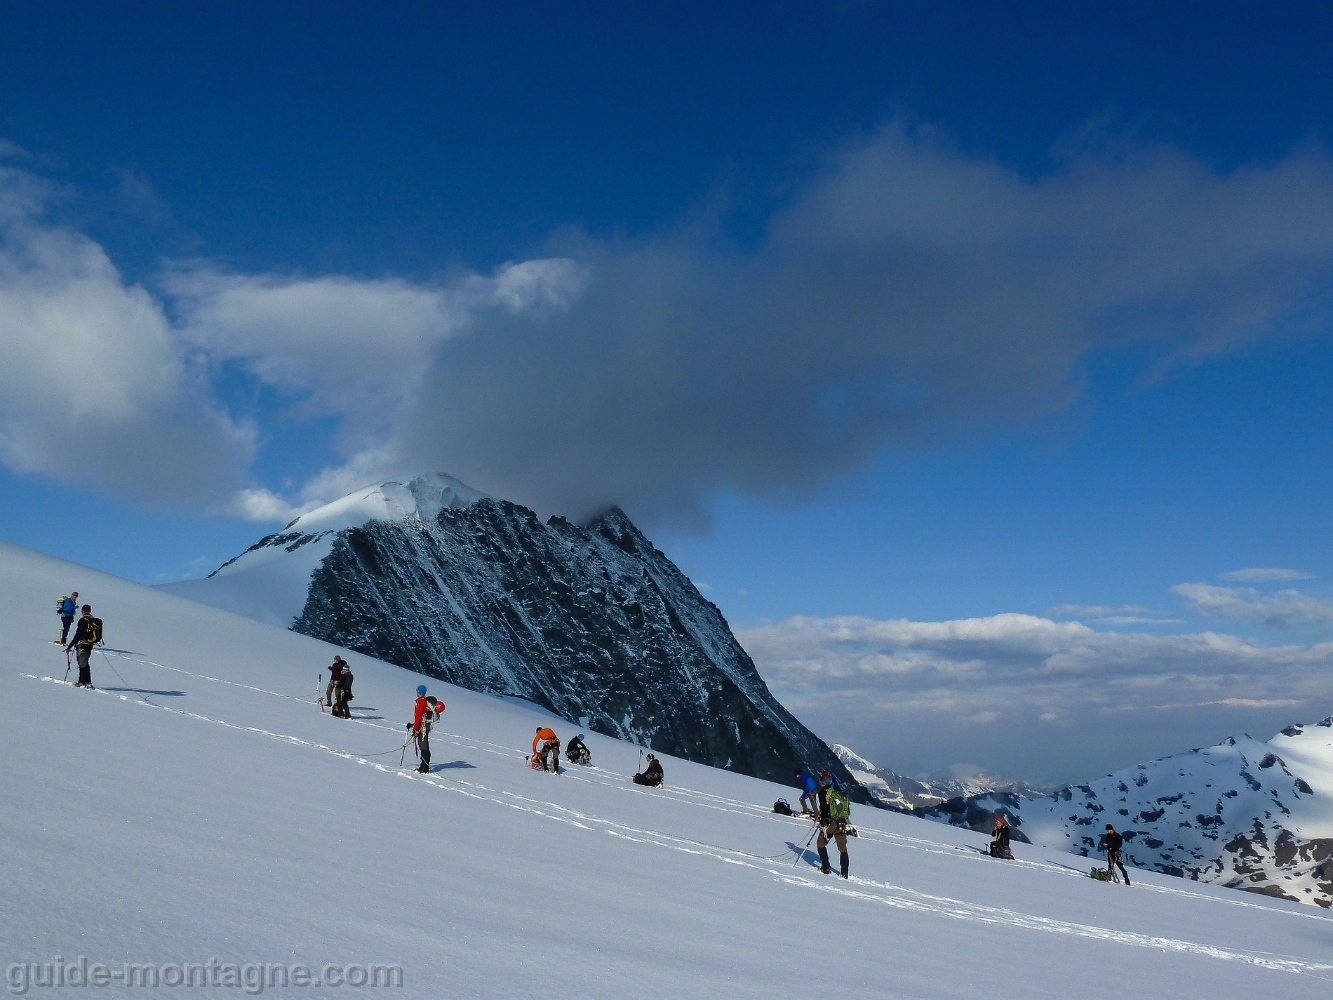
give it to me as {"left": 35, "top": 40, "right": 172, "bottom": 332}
{"left": 281, "top": 473, "right": 490, "bottom": 536}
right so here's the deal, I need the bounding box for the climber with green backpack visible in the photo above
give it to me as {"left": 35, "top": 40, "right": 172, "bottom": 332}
{"left": 817, "top": 779, "right": 853, "bottom": 879}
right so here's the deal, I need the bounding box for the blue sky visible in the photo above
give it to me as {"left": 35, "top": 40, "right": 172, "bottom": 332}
{"left": 2, "top": 3, "right": 1331, "bottom": 782}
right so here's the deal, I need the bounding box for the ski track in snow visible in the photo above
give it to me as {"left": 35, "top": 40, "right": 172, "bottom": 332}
{"left": 78, "top": 652, "right": 1333, "bottom": 926}
{"left": 23, "top": 651, "right": 1333, "bottom": 980}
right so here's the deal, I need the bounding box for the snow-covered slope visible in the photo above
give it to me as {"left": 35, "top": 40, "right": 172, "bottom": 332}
{"left": 162, "top": 475, "right": 858, "bottom": 790}
{"left": 8, "top": 541, "right": 1333, "bottom": 998}
{"left": 163, "top": 474, "right": 487, "bottom": 626}
{"left": 920, "top": 727, "right": 1333, "bottom": 907}
{"left": 835, "top": 744, "right": 1052, "bottom": 811}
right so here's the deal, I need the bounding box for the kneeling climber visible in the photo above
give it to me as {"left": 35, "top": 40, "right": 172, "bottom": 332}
{"left": 566, "top": 733, "right": 591, "bottom": 766}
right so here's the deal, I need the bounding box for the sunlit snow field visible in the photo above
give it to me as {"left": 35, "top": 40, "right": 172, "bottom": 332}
{"left": 4, "top": 541, "right": 1333, "bottom": 999}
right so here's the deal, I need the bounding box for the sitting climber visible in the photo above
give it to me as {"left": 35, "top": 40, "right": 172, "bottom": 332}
{"left": 633, "top": 753, "right": 664, "bottom": 787}
{"left": 990, "top": 814, "right": 1014, "bottom": 859}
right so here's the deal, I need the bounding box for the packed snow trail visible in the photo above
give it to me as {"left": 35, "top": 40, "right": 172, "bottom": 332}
{"left": 68, "top": 649, "right": 1333, "bottom": 924}
{"left": 4, "top": 540, "right": 1333, "bottom": 999}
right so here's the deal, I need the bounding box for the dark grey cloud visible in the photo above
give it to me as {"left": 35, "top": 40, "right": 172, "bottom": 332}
{"left": 4, "top": 124, "right": 1333, "bottom": 523}
{"left": 388, "top": 126, "right": 1333, "bottom": 524}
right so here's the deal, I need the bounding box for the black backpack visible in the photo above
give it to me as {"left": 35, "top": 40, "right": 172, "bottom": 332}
{"left": 773, "top": 798, "right": 795, "bottom": 815}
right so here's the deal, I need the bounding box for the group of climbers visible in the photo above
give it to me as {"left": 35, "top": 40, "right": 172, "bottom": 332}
{"left": 56, "top": 591, "right": 102, "bottom": 688}
{"left": 329, "top": 671, "right": 1136, "bottom": 888}
{"left": 399, "top": 685, "right": 662, "bottom": 789}
{"left": 989, "top": 814, "right": 1128, "bottom": 884}
{"left": 779, "top": 768, "right": 854, "bottom": 878}
{"left": 324, "top": 656, "right": 354, "bottom": 718}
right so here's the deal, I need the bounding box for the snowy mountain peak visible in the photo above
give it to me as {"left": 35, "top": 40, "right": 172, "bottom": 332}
{"left": 833, "top": 744, "right": 879, "bottom": 773}
{"left": 835, "top": 743, "right": 1051, "bottom": 812}
{"left": 281, "top": 472, "right": 489, "bottom": 535}
{"left": 162, "top": 476, "right": 861, "bottom": 790}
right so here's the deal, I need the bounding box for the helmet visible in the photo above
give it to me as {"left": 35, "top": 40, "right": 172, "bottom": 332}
{"left": 578, "top": 734, "right": 585, "bottom": 740}
{"left": 416, "top": 685, "right": 427, "bottom": 696}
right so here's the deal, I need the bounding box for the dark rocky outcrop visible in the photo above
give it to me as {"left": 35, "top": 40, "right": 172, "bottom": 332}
{"left": 292, "top": 498, "right": 864, "bottom": 794}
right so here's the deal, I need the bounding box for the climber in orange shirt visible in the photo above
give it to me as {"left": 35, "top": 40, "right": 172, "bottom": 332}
{"left": 532, "top": 726, "right": 561, "bottom": 774}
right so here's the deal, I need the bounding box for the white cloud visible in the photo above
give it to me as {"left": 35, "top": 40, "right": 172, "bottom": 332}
{"left": 1044, "top": 604, "right": 1177, "bottom": 624}
{"left": 211, "top": 487, "right": 320, "bottom": 525}
{"left": 1220, "top": 567, "right": 1316, "bottom": 582}
{"left": 737, "top": 613, "right": 1333, "bottom": 783}
{"left": 0, "top": 167, "right": 253, "bottom": 503}
{"left": 164, "top": 258, "right": 590, "bottom": 515}
{"left": 1171, "top": 583, "right": 1333, "bottom": 628}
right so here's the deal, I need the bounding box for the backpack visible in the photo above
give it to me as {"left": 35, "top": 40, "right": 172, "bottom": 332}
{"left": 827, "top": 788, "right": 851, "bottom": 823}
{"left": 773, "top": 798, "right": 794, "bottom": 815}
{"left": 83, "top": 617, "right": 102, "bottom": 646}
{"left": 422, "top": 703, "right": 439, "bottom": 726}
{"left": 57, "top": 596, "right": 68, "bottom": 615}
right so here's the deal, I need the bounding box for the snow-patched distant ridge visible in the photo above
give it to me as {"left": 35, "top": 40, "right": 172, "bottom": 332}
{"left": 921, "top": 720, "right": 1333, "bottom": 907}
{"left": 834, "top": 744, "right": 1050, "bottom": 811}
{"left": 161, "top": 474, "right": 487, "bottom": 626}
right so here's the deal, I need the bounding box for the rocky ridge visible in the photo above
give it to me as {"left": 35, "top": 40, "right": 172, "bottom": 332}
{"left": 834, "top": 744, "right": 1051, "bottom": 811}
{"left": 164, "top": 475, "right": 864, "bottom": 794}
{"left": 917, "top": 718, "right": 1333, "bottom": 907}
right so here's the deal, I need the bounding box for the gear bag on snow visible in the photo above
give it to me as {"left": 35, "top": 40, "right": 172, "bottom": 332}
{"left": 773, "top": 798, "right": 795, "bottom": 815}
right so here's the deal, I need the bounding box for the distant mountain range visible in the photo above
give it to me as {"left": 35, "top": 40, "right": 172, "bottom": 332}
{"left": 834, "top": 744, "right": 1052, "bottom": 811}
{"left": 916, "top": 719, "right": 1333, "bottom": 907}
{"left": 162, "top": 474, "right": 864, "bottom": 794}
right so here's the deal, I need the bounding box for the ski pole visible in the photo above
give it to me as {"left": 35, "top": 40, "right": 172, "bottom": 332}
{"left": 318, "top": 673, "right": 324, "bottom": 712}
{"left": 63, "top": 646, "right": 72, "bottom": 682}
{"left": 793, "top": 819, "right": 820, "bottom": 866}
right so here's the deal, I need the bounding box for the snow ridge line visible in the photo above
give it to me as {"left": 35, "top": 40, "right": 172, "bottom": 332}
{"left": 70, "top": 659, "right": 1333, "bottom": 925}
{"left": 24, "top": 672, "right": 1333, "bottom": 974}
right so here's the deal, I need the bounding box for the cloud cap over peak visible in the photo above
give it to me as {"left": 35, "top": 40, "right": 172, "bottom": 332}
{"left": 331, "top": 125, "right": 1333, "bottom": 525}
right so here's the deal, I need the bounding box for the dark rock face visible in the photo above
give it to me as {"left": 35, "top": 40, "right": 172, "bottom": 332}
{"left": 292, "top": 498, "right": 863, "bottom": 793}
